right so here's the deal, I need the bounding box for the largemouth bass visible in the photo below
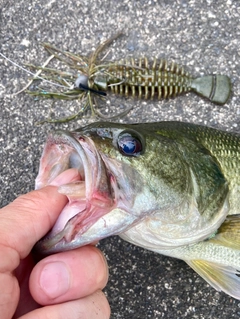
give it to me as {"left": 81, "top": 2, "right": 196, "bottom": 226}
{"left": 35, "top": 121, "right": 240, "bottom": 299}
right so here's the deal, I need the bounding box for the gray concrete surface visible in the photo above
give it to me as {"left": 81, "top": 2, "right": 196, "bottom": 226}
{"left": 1, "top": 0, "right": 240, "bottom": 318}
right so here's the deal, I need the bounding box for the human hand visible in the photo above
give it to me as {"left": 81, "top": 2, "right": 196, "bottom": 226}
{"left": 0, "top": 168, "right": 110, "bottom": 319}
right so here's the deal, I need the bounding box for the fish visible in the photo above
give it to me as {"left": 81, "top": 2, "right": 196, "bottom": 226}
{"left": 35, "top": 121, "right": 240, "bottom": 299}
{"left": 26, "top": 33, "right": 231, "bottom": 123}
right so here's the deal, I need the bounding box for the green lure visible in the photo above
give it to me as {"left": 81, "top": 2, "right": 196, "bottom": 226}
{"left": 27, "top": 34, "right": 231, "bottom": 123}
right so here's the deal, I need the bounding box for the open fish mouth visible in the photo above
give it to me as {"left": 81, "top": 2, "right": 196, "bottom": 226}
{"left": 34, "top": 128, "right": 144, "bottom": 255}
{"left": 35, "top": 130, "right": 118, "bottom": 254}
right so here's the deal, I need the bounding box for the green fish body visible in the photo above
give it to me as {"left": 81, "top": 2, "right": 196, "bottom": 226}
{"left": 35, "top": 121, "right": 240, "bottom": 299}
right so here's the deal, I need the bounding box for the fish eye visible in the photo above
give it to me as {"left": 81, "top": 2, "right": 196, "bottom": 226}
{"left": 117, "top": 132, "right": 143, "bottom": 156}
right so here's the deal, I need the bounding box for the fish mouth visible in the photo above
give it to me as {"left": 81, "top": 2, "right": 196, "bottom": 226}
{"left": 35, "top": 130, "right": 117, "bottom": 254}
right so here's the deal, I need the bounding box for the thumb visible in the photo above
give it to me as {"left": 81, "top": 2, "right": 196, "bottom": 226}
{"left": 0, "top": 168, "right": 79, "bottom": 260}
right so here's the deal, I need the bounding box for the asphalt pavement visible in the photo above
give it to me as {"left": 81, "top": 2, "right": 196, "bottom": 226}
{"left": 1, "top": 0, "right": 240, "bottom": 318}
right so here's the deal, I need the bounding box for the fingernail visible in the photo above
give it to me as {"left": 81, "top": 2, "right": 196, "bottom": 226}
{"left": 40, "top": 261, "right": 70, "bottom": 299}
{"left": 50, "top": 168, "right": 80, "bottom": 187}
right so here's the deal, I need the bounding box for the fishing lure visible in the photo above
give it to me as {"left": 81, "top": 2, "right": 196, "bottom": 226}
{"left": 26, "top": 33, "right": 231, "bottom": 123}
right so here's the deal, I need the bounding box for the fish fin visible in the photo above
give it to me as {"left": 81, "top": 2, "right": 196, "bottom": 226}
{"left": 191, "top": 75, "right": 231, "bottom": 105}
{"left": 186, "top": 215, "right": 240, "bottom": 299}
{"left": 212, "top": 214, "right": 240, "bottom": 250}
{"left": 186, "top": 260, "right": 240, "bottom": 299}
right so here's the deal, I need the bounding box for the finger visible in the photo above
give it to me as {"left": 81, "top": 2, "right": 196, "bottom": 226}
{"left": 0, "top": 271, "right": 19, "bottom": 319}
{"left": 0, "top": 168, "right": 80, "bottom": 260}
{"left": 19, "top": 290, "right": 110, "bottom": 319}
{"left": 29, "top": 246, "right": 109, "bottom": 305}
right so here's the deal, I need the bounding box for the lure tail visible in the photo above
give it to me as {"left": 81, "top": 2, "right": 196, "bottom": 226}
{"left": 186, "top": 215, "right": 240, "bottom": 299}
{"left": 191, "top": 74, "right": 231, "bottom": 105}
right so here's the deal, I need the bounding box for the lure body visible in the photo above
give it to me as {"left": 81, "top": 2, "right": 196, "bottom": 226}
{"left": 90, "top": 57, "right": 230, "bottom": 104}
{"left": 92, "top": 58, "right": 192, "bottom": 100}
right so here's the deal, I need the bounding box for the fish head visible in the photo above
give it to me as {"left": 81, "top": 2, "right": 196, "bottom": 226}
{"left": 35, "top": 122, "right": 164, "bottom": 254}
{"left": 35, "top": 122, "right": 229, "bottom": 255}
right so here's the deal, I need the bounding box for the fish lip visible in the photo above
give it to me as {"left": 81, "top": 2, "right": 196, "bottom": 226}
{"left": 35, "top": 129, "right": 115, "bottom": 254}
